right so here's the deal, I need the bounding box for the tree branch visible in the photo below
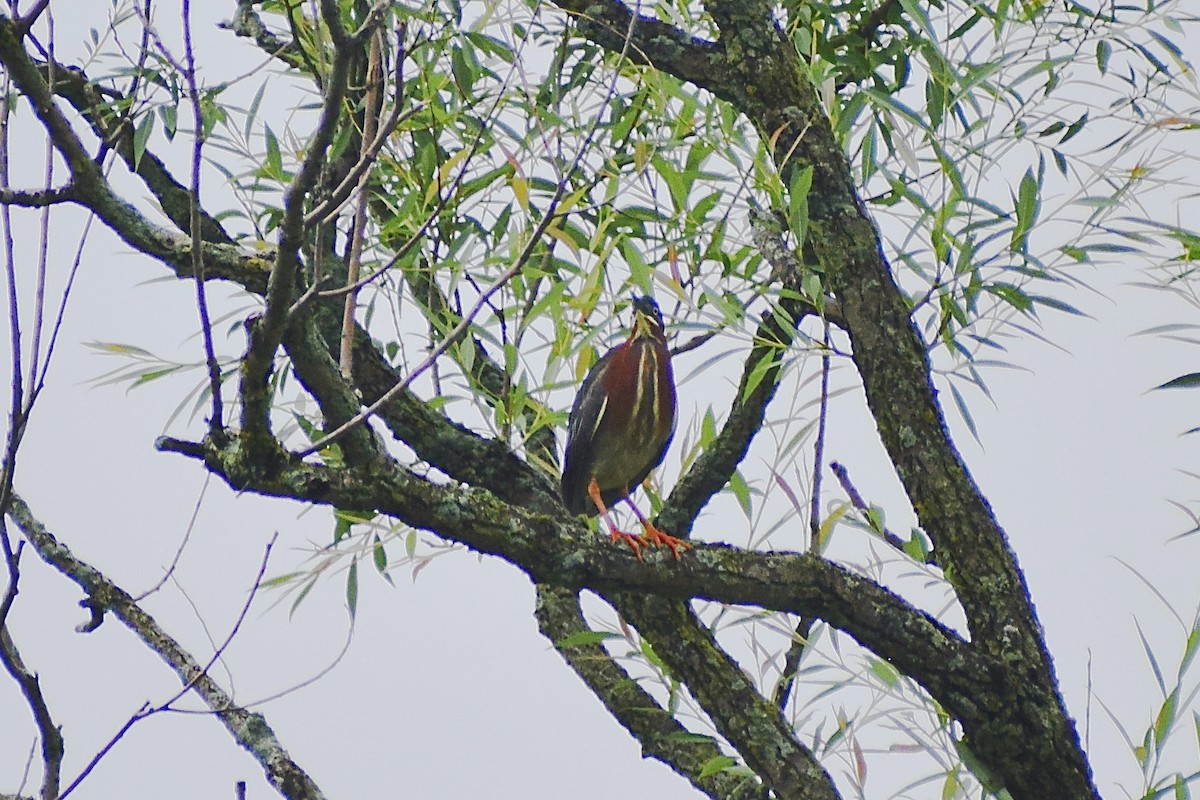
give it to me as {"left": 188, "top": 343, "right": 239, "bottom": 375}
{"left": 219, "top": 1, "right": 309, "bottom": 71}
{"left": 0, "top": 184, "right": 74, "bottom": 206}
{"left": 535, "top": 586, "right": 766, "bottom": 800}
{"left": 4, "top": 493, "right": 329, "bottom": 800}
{"left": 551, "top": 0, "right": 723, "bottom": 91}
{"left": 157, "top": 433, "right": 987, "bottom": 718}
{"left": 0, "top": 561, "right": 63, "bottom": 800}
{"left": 556, "top": 0, "right": 1097, "bottom": 792}
{"left": 0, "top": 19, "right": 267, "bottom": 290}
{"left": 239, "top": 0, "right": 365, "bottom": 435}
{"left": 41, "top": 59, "right": 235, "bottom": 245}
{"left": 614, "top": 594, "right": 838, "bottom": 800}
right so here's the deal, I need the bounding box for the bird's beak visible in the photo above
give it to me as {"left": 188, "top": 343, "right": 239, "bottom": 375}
{"left": 628, "top": 307, "right": 658, "bottom": 341}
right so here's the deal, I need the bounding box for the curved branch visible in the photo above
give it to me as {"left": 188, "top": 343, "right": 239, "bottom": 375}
{"left": 157, "top": 434, "right": 987, "bottom": 721}
{"left": 5, "top": 493, "right": 328, "bottom": 800}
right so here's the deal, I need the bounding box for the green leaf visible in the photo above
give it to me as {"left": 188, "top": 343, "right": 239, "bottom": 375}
{"left": 948, "top": 382, "right": 979, "bottom": 443}
{"left": 1154, "top": 373, "right": 1200, "bottom": 391}
{"left": 133, "top": 112, "right": 154, "bottom": 171}
{"left": 372, "top": 533, "right": 391, "bottom": 585}
{"left": 697, "top": 755, "right": 736, "bottom": 779}
{"left": 903, "top": 528, "right": 931, "bottom": 562}
{"left": 741, "top": 350, "right": 779, "bottom": 403}
{"left": 728, "top": 469, "right": 752, "bottom": 517}
{"left": 1155, "top": 688, "right": 1179, "bottom": 754}
{"left": 288, "top": 576, "right": 318, "bottom": 619}
{"left": 787, "top": 165, "right": 814, "bottom": 248}
{"left": 158, "top": 103, "right": 177, "bottom": 140}
{"left": 868, "top": 657, "right": 900, "bottom": 687}
{"left": 346, "top": 558, "right": 359, "bottom": 620}
{"left": 1011, "top": 168, "right": 1041, "bottom": 252}
{"left": 554, "top": 630, "right": 622, "bottom": 649}
{"left": 1096, "top": 39, "right": 1112, "bottom": 75}
{"left": 264, "top": 124, "right": 283, "bottom": 180}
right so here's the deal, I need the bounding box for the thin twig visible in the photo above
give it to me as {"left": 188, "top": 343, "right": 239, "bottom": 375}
{"left": 303, "top": 25, "right": 412, "bottom": 228}
{"left": 60, "top": 533, "right": 278, "bottom": 798}
{"left": 339, "top": 29, "right": 384, "bottom": 379}
{"left": 23, "top": 6, "right": 51, "bottom": 418}
{"left": 134, "top": 472, "right": 211, "bottom": 601}
{"left": 180, "top": 0, "right": 225, "bottom": 429}
{"left": 809, "top": 321, "right": 830, "bottom": 551}
{"left": 829, "top": 460, "right": 936, "bottom": 565}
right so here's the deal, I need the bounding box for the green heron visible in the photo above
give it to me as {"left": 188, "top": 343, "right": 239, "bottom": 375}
{"left": 561, "top": 296, "right": 689, "bottom": 559}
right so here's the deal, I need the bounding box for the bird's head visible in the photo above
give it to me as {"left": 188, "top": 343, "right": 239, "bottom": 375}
{"left": 627, "top": 295, "right": 665, "bottom": 342}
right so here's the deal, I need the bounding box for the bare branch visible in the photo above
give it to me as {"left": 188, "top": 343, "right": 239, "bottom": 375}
{"left": 178, "top": 0, "right": 224, "bottom": 430}
{"left": 5, "top": 493, "right": 329, "bottom": 800}
{"left": 0, "top": 184, "right": 74, "bottom": 206}
{"left": 615, "top": 594, "right": 838, "bottom": 800}
{"left": 58, "top": 535, "right": 278, "bottom": 799}
{"left": 0, "top": 545, "right": 64, "bottom": 800}
{"left": 338, "top": 28, "right": 384, "bottom": 379}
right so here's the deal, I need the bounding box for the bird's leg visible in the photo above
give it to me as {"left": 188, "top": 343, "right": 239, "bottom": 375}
{"left": 622, "top": 497, "right": 691, "bottom": 560}
{"left": 587, "top": 478, "right": 645, "bottom": 560}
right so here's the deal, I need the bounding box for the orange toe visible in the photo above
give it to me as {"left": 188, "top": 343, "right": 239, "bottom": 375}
{"left": 609, "top": 528, "right": 646, "bottom": 561}
{"left": 641, "top": 524, "right": 690, "bottom": 560}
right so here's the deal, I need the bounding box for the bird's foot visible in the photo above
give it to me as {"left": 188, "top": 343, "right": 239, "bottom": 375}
{"left": 609, "top": 528, "right": 646, "bottom": 561}
{"left": 639, "top": 523, "right": 691, "bottom": 560}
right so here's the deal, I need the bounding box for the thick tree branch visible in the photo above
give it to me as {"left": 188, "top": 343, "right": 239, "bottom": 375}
{"left": 5, "top": 493, "right": 327, "bottom": 800}
{"left": 615, "top": 594, "right": 837, "bottom": 800}
{"left": 535, "top": 586, "right": 765, "bottom": 800}
{"left": 556, "top": 0, "right": 1097, "bottom": 794}
{"left": 157, "top": 434, "right": 988, "bottom": 718}
{"left": 552, "top": 0, "right": 722, "bottom": 92}
{"left": 283, "top": 304, "right": 385, "bottom": 466}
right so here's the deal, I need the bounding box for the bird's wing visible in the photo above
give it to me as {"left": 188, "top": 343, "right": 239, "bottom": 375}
{"left": 560, "top": 349, "right": 616, "bottom": 514}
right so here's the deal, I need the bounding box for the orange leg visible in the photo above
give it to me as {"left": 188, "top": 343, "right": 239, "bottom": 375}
{"left": 587, "top": 478, "right": 645, "bottom": 560}
{"left": 622, "top": 497, "right": 691, "bottom": 560}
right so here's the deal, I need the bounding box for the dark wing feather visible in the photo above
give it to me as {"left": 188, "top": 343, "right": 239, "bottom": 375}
{"left": 560, "top": 349, "right": 617, "bottom": 515}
